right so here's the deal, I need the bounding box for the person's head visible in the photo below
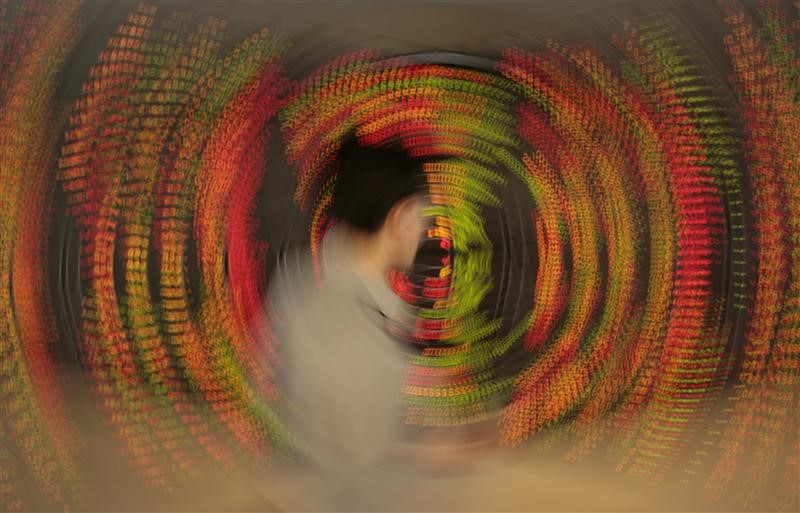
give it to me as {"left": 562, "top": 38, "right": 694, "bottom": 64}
{"left": 327, "top": 136, "right": 430, "bottom": 272}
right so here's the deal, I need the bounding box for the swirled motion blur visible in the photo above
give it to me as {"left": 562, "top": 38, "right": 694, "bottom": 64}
{"left": 0, "top": 1, "right": 797, "bottom": 511}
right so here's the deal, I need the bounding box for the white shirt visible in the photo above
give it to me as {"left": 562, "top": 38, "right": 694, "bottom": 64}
{"left": 266, "top": 226, "right": 414, "bottom": 510}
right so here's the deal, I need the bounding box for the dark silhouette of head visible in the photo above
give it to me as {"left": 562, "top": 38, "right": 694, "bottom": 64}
{"left": 328, "top": 136, "right": 428, "bottom": 233}
{"left": 324, "top": 135, "right": 431, "bottom": 272}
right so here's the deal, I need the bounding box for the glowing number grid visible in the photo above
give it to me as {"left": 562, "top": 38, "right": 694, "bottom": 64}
{"left": 57, "top": 2, "right": 292, "bottom": 499}
{"left": 0, "top": 0, "right": 797, "bottom": 511}
{"left": 497, "top": 22, "right": 737, "bottom": 484}
{"left": 0, "top": 2, "right": 87, "bottom": 510}
{"left": 705, "top": 1, "right": 799, "bottom": 509}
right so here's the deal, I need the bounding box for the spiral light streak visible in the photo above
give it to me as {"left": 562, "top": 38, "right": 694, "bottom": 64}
{"left": 0, "top": 1, "right": 796, "bottom": 511}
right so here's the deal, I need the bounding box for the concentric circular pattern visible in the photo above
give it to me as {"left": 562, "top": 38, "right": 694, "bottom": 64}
{"left": 280, "top": 54, "right": 524, "bottom": 433}
{"left": 56, "top": 4, "right": 294, "bottom": 494}
{"left": 0, "top": 1, "right": 798, "bottom": 511}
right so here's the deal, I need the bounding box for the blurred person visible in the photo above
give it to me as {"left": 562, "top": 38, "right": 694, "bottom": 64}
{"left": 263, "top": 137, "right": 463, "bottom": 511}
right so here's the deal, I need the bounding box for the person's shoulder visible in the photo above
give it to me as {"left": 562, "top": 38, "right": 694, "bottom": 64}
{"left": 267, "top": 247, "right": 357, "bottom": 338}
{"left": 267, "top": 246, "right": 316, "bottom": 311}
